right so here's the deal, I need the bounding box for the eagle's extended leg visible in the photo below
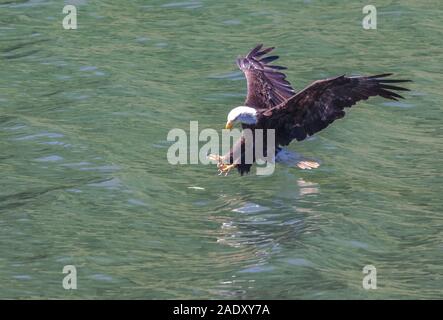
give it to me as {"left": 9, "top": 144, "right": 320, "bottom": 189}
{"left": 207, "top": 153, "right": 223, "bottom": 163}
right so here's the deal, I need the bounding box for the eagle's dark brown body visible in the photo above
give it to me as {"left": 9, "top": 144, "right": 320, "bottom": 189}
{"left": 224, "top": 44, "right": 411, "bottom": 175}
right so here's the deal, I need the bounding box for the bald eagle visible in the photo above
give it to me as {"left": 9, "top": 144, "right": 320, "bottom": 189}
{"left": 209, "top": 44, "right": 411, "bottom": 175}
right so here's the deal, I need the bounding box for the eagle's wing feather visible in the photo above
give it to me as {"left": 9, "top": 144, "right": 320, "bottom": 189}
{"left": 237, "top": 44, "right": 296, "bottom": 109}
{"left": 263, "top": 74, "right": 411, "bottom": 145}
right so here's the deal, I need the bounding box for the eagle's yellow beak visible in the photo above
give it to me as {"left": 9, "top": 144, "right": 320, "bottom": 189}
{"left": 225, "top": 120, "right": 234, "bottom": 129}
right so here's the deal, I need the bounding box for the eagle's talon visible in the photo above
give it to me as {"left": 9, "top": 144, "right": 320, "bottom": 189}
{"left": 297, "top": 161, "right": 320, "bottom": 170}
{"left": 218, "top": 163, "right": 236, "bottom": 176}
{"left": 208, "top": 153, "right": 234, "bottom": 175}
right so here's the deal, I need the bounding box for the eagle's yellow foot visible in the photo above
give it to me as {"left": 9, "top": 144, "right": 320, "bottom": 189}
{"left": 218, "top": 163, "right": 236, "bottom": 176}
{"left": 297, "top": 160, "right": 320, "bottom": 170}
{"left": 207, "top": 154, "right": 235, "bottom": 176}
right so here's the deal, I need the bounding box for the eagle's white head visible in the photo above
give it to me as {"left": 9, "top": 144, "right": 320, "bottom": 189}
{"left": 225, "top": 106, "right": 257, "bottom": 129}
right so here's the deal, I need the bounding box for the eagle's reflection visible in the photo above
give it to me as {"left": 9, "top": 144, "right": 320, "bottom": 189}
{"left": 209, "top": 178, "right": 320, "bottom": 298}
{"left": 214, "top": 177, "right": 319, "bottom": 250}
{"left": 297, "top": 178, "right": 319, "bottom": 196}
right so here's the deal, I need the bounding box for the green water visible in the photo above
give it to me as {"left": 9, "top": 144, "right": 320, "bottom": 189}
{"left": 1, "top": 0, "right": 442, "bottom": 299}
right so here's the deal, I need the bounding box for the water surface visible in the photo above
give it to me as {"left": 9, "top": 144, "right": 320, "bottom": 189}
{"left": 0, "top": 0, "right": 442, "bottom": 299}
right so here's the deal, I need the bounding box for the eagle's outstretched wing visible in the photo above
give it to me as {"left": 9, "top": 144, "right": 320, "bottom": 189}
{"left": 262, "top": 73, "right": 411, "bottom": 145}
{"left": 237, "top": 44, "right": 296, "bottom": 109}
